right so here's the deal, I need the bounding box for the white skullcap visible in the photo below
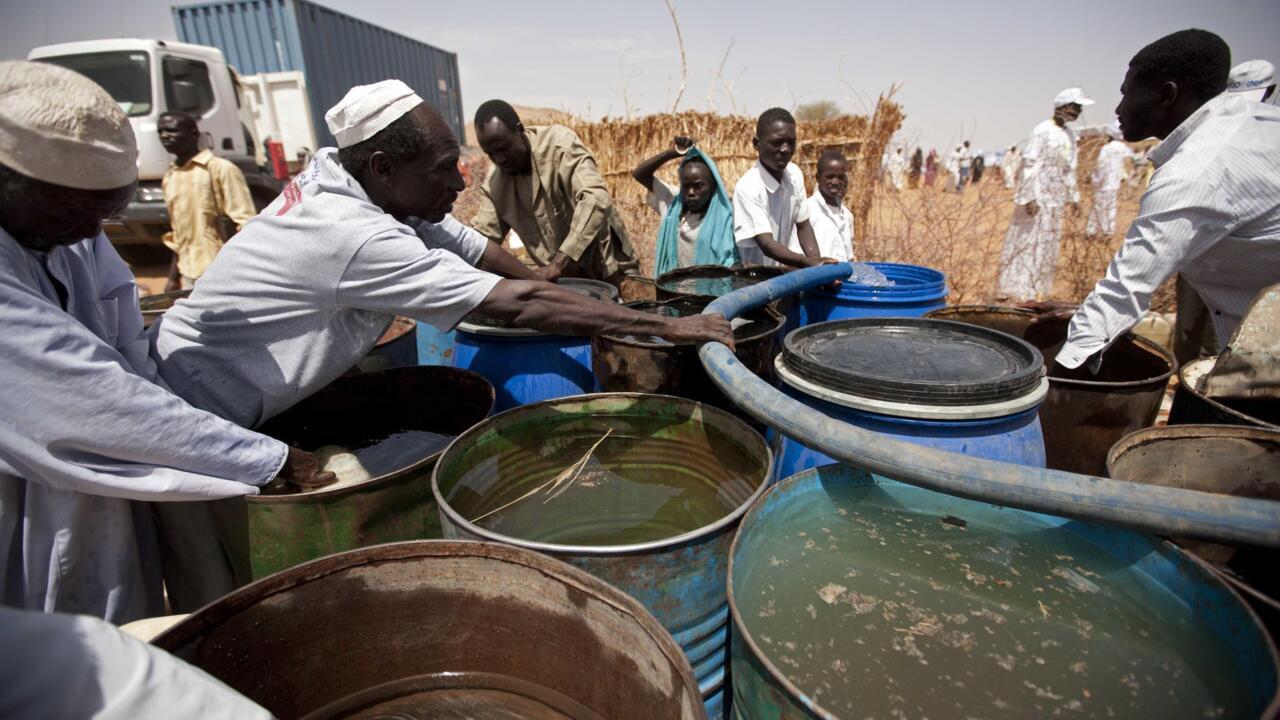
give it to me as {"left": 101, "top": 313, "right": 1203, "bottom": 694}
{"left": 1053, "top": 87, "right": 1095, "bottom": 108}
{"left": 325, "top": 79, "right": 424, "bottom": 148}
{"left": 0, "top": 60, "right": 137, "bottom": 190}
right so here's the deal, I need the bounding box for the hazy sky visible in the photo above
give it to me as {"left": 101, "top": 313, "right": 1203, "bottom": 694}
{"left": 4, "top": 0, "right": 1277, "bottom": 152}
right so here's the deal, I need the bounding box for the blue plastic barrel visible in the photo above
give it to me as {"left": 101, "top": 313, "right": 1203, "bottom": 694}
{"left": 414, "top": 321, "right": 456, "bottom": 366}
{"left": 452, "top": 278, "right": 615, "bottom": 412}
{"left": 433, "top": 394, "right": 773, "bottom": 719}
{"left": 729, "top": 463, "right": 1279, "bottom": 719}
{"left": 773, "top": 317, "right": 1047, "bottom": 477}
{"left": 798, "top": 262, "right": 947, "bottom": 325}
{"left": 453, "top": 326, "right": 594, "bottom": 412}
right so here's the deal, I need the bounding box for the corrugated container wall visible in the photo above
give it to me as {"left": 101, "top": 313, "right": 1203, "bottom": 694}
{"left": 173, "top": 0, "right": 465, "bottom": 147}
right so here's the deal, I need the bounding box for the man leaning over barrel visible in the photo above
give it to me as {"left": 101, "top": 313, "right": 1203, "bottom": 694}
{"left": 1027, "top": 29, "right": 1280, "bottom": 372}
{"left": 150, "top": 81, "right": 735, "bottom": 606}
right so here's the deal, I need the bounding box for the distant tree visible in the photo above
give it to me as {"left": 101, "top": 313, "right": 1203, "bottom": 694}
{"left": 795, "top": 100, "right": 841, "bottom": 122}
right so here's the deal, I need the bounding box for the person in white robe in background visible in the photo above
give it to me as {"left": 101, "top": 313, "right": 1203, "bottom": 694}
{"left": 1086, "top": 121, "right": 1136, "bottom": 236}
{"left": 996, "top": 87, "right": 1093, "bottom": 300}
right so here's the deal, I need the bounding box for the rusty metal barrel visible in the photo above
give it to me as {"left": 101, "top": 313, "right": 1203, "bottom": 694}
{"left": 244, "top": 366, "right": 494, "bottom": 580}
{"left": 153, "top": 541, "right": 706, "bottom": 720}
{"left": 1169, "top": 356, "right": 1280, "bottom": 429}
{"left": 592, "top": 297, "right": 784, "bottom": 419}
{"left": 656, "top": 265, "right": 785, "bottom": 303}
{"left": 432, "top": 393, "right": 773, "bottom": 719}
{"left": 926, "top": 305, "right": 1175, "bottom": 476}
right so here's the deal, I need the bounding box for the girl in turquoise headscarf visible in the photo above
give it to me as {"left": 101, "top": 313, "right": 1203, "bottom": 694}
{"left": 632, "top": 137, "right": 738, "bottom": 276}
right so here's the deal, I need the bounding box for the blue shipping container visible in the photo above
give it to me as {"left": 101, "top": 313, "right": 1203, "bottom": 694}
{"left": 173, "top": 0, "right": 465, "bottom": 145}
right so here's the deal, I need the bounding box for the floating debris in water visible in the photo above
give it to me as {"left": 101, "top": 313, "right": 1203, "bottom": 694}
{"left": 469, "top": 428, "right": 613, "bottom": 523}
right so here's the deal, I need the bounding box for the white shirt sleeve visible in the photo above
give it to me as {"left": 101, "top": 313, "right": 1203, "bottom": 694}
{"left": 790, "top": 169, "right": 812, "bottom": 225}
{"left": 733, "top": 178, "right": 774, "bottom": 242}
{"left": 646, "top": 179, "right": 676, "bottom": 216}
{"left": 0, "top": 607, "right": 272, "bottom": 720}
{"left": 1014, "top": 129, "right": 1044, "bottom": 205}
{"left": 408, "top": 214, "right": 489, "bottom": 267}
{"left": 338, "top": 227, "right": 502, "bottom": 332}
{"left": 0, "top": 274, "right": 287, "bottom": 501}
{"left": 1057, "top": 176, "right": 1238, "bottom": 368}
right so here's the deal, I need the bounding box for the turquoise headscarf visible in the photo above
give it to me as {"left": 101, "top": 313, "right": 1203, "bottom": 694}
{"left": 653, "top": 148, "right": 737, "bottom": 276}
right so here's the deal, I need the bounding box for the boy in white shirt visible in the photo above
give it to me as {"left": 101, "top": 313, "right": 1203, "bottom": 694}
{"left": 793, "top": 149, "right": 854, "bottom": 262}
{"left": 732, "top": 107, "right": 828, "bottom": 268}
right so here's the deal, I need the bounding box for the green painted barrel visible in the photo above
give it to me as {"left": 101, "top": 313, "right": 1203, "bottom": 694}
{"left": 433, "top": 393, "right": 772, "bottom": 719}
{"left": 243, "top": 366, "right": 494, "bottom": 580}
{"left": 729, "top": 463, "right": 1279, "bottom": 719}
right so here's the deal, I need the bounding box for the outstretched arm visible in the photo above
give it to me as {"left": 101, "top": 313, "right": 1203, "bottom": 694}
{"left": 477, "top": 279, "right": 735, "bottom": 349}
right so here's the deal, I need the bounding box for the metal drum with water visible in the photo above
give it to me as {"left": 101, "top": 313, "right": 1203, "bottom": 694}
{"left": 1170, "top": 355, "right": 1279, "bottom": 430}
{"left": 772, "top": 317, "right": 1047, "bottom": 476}
{"left": 728, "top": 463, "right": 1279, "bottom": 719}
{"left": 592, "top": 297, "right": 784, "bottom": 419}
{"left": 432, "top": 393, "right": 773, "bottom": 719}
{"left": 154, "top": 541, "right": 706, "bottom": 719}
{"left": 798, "top": 262, "right": 947, "bottom": 325}
{"left": 657, "top": 265, "right": 785, "bottom": 303}
{"left": 245, "top": 366, "right": 494, "bottom": 579}
{"left": 927, "top": 306, "right": 1176, "bottom": 476}
{"left": 454, "top": 278, "right": 618, "bottom": 411}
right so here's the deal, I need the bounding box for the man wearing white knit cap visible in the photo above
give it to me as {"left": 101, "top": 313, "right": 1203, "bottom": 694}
{"left": 996, "top": 86, "right": 1093, "bottom": 300}
{"left": 0, "top": 60, "right": 333, "bottom": 626}
{"left": 152, "top": 81, "right": 732, "bottom": 428}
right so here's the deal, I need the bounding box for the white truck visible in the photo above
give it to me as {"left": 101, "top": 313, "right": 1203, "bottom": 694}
{"left": 28, "top": 39, "right": 316, "bottom": 263}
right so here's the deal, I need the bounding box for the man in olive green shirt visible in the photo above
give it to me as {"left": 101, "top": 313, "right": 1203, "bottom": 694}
{"left": 472, "top": 100, "right": 637, "bottom": 285}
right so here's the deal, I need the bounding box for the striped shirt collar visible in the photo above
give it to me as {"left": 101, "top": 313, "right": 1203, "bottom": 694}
{"left": 1149, "top": 92, "right": 1230, "bottom": 168}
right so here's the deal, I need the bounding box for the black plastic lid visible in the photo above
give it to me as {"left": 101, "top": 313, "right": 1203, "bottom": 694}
{"left": 782, "top": 318, "right": 1044, "bottom": 405}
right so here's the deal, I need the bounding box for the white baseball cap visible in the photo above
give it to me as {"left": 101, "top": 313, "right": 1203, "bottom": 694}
{"left": 1053, "top": 87, "right": 1095, "bottom": 108}
{"left": 325, "top": 79, "right": 424, "bottom": 148}
{"left": 1228, "top": 60, "right": 1275, "bottom": 103}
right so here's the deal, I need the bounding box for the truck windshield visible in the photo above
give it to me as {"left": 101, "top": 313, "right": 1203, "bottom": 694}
{"left": 39, "top": 52, "right": 152, "bottom": 117}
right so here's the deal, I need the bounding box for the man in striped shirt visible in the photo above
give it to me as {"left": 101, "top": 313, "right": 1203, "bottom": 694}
{"left": 1032, "top": 29, "right": 1280, "bottom": 371}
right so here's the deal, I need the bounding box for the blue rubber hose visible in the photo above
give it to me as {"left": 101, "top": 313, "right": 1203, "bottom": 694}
{"left": 699, "top": 262, "right": 1280, "bottom": 547}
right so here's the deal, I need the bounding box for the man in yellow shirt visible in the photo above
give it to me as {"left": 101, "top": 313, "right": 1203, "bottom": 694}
{"left": 472, "top": 100, "right": 637, "bottom": 285}
{"left": 158, "top": 112, "right": 256, "bottom": 291}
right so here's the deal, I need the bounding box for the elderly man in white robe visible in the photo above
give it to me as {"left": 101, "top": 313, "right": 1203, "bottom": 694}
{"left": 995, "top": 87, "right": 1093, "bottom": 300}
{"left": 0, "top": 61, "right": 331, "bottom": 625}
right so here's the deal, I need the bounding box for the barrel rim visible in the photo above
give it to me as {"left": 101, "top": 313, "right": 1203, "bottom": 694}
{"left": 373, "top": 316, "right": 416, "bottom": 348}
{"left": 783, "top": 317, "right": 1046, "bottom": 405}
{"left": 775, "top": 355, "right": 1051, "bottom": 420}
{"left": 656, "top": 264, "right": 786, "bottom": 301}
{"left": 726, "top": 463, "right": 1280, "bottom": 720}
{"left": 431, "top": 392, "right": 774, "bottom": 556}
{"left": 458, "top": 278, "right": 619, "bottom": 336}
{"left": 1106, "top": 423, "right": 1280, "bottom": 478}
{"left": 152, "top": 539, "right": 706, "bottom": 713}
{"left": 925, "top": 304, "right": 1179, "bottom": 390}
{"left": 598, "top": 300, "right": 785, "bottom": 348}
{"left": 1178, "top": 356, "right": 1280, "bottom": 430}
{"left": 804, "top": 261, "right": 947, "bottom": 300}
{"left": 250, "top": 366, "right": 495, "bottom": 504}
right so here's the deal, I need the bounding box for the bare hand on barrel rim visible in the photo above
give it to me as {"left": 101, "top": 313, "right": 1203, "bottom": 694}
{"left": 279, "top": 447, "right": 338, "bottom": 491}
{"left": 670, "top": 313, "right": 736, "bottom": 351}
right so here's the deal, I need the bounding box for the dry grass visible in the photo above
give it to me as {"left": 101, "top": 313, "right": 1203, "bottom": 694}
{"left": 454, "top": 106, "right": 1167, "bottom": 310}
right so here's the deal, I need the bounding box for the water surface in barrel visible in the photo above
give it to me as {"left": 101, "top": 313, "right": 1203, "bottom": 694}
{"left": 658, "top": 274, "right": 763, "bottom": 298}
{"left": 444, "top": 423, "right": 761, "bottom": 545}
{"left": 737, "top": 482, "right": 1250, "bottom": 719}
{"left": 301, "top": 430, "right": 454, "bottom": 491}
